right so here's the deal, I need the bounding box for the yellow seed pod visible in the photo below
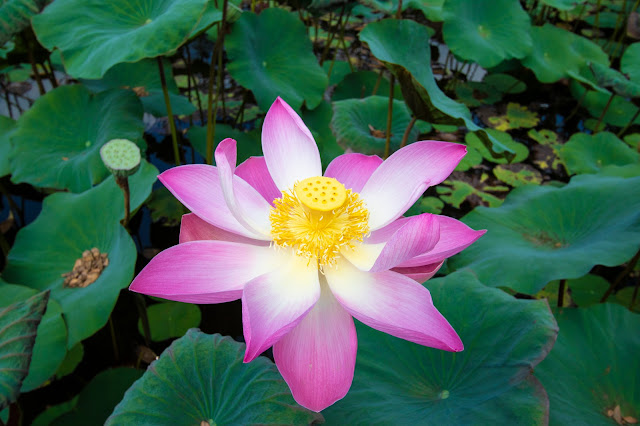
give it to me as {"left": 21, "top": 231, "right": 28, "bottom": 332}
{"left": 294, "top": 176, "right": 347, "bottom": 212}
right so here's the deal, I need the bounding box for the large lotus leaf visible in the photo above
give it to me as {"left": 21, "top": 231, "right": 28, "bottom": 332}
{"left": 570, "top": 81, "right": 640, "bottom": 127}
{"left": 0, "top": 115, "right": 16, "bottom": 177}
{"left": 323, "top": 270, "right": 558, "bottom": 424}
{"left": 449, "top": 174, "right": 640, "bottom": 294}
{"left": 226, "top": 8, "right": 327, "bottom": 111}
{"left": 536, "top": 304, "right": 640, "bottom": 424}
{"left": 2, "top": 161, "right": 157, "bottom": 348}
{"left": 331, "top": 96, "right": 418, "bottom": 155}
{"left": 560, "top": 131, "right": 639, "bottom": 175}
{"left": 82, "top": 59, "right": 196, "bottom": 116}
{"left": 107, "top": 330, "right": 321, "bottom": 424}
{"left": 51, "top": 368, "right": 143, "bottom": 425}
{"left": 0, "top": 290, "right": 48, "bottom": 411}
{"left": 10, "top": 85, "right": 144, "bottom": 192}
{"left": 0, "top": 281, "right": 66, "bottom": 393}
{"left": 622, "top": 42, "right": 640, "bottom": 83}
{"left": 360, "top": 18, "right": 515, "bottom": 156}
{"left": 32, "top": 0, "right": 208, "bottom": 79}
{"left": 522, "top": 24, "right": 608, "bottom": 83}
{"left": 442, "top": 0, "right": 532, "bottom": 68}
{"left": 0, "top": 0, "right": 48, "bottom": 46}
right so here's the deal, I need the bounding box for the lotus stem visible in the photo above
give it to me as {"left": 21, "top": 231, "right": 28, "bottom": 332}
{"left": 396, "top": 0, "right": 403, "bottom": 18}
{"left": 384, "top": 75, "right": 395, "bottom": 159}
{"left": 319, "top": 9, "right": 340, "bottom": 66}
{"left": 605, "top": 0, "right": 627, "bottom": 51}
{"left": 600, "top": 247, "right": 640, "bottom": 302}
{"left": 630, "top": 278, "right": 640, "bottom": 311}
{"left": 184, "top": 47, "right": 205, "bottom": 124}
{"left": 371, "top": 70, "right": 383, "bottom": 97}
{"left": 337, "top": 8, "right": 354, "bottom": 73}
{"left": 616, "top": 108, "right": 640, "bottom": 138}
{"left": 157, "top": 56, "right": 181, "bottom": 166}
{"left": 24, "top": 34, "right": 45, "bottom": 95}
{"left": 400, "top": 116, "right": 417, "bottom": 149}
{"left": 567, "top": 88, "right": 588, "bottom": 121}
{"left": 557, "top": 279, "right": 567, "bottom": 307}
{"left": 206, "top": 0, "right": 228, "bottom": 165}
{"left": 595, "top": 92, "right": 615, "bottom": 132}
{"left": 46, "top": 56, "right": 58, "bottom": 88}
{"left": 135, "top": 293, "right": 152, "bottom": 346}
{"left": 233, "top": 92, "right": 247, "bottom": 126}
{"left": 109, "top": 315, "right": 120, "bottom": 362}
{"left": 594, "top": 0, "right": 602, "bottom": 39}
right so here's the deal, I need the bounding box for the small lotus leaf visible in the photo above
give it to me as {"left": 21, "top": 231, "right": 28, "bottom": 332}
{"left": 536, "top": 304, "right": 640, "bottom": 424}
{"left": 621, "top": 42, "right": 640, "bottom": 83}
{"left": 359, "top": 18, "right": 515, "bottom": 156}
{"left": 82, "top": 59, "right": 196, "bottom": 116}
{"left": 332, "top": 70, "right": 402, "bottom": 101}
{"left": 449, "top": 174, "right": 640, "bottom": 294}
{"left": 522, "top": 23, "right": 608, "bottom": 83}
{"left": 483, "top": 73, "right": 527, "bottom": 94}
{"left": 442, "top": 0, "right": 532, "bottom": 68}
{"left": 455, "top": 82, "right": 502, "bottom": 107}
{"left": 0, "top": 281, "right": 66, "bottom": 392}
{"left": 32, "top": 0, "right": 208, "bottom": 79}
{"left": 437, "top": 179, "right": 508, "bottom": 208}
{"left": 137, "top": 302, "right": 201, "bottom": 342}
{"left": 0, "top": 290, "right": 48, "bottom": 410}
{"left": 489, "top": 102, "right": 540, "bottom": 130}
{"left": 10, "top": 85, "right": 144, "bottom": 192}
{"left": 569, "top": 274, "right": 610, "bottom": 307}
{"left": 2, "top": 161, "right": 158, "bottom": 348}
{"left": 571, "top": 81, "right": 640, "bottom": 127}
{"left": 107, "top": 330, "right": 321, "bottom": 424}
{"left": 331, "top": 96, "right": 418, "bottom": 155}
{"left": 560, "top": 131, "right": 639, "bottom": 175}
{"left": 624, "top": 133, "right": 640, "bottom": 150}
{"left": 465, "top": 129, "right": 529, "bottom": 164}
{"left": 613, "top": 287, "right": 640, "bottom": 312}
{"left": 0, "top": 115, "right": 15, "bottom": 177}
{"left": 226, "top": 8, "right": 327, "bottom": 111}
{"left": 455, "top": 144, "right": 483, "bottom": 171}
{"left": 493, "top": 163, "right": 543, "bottom": 187}
{"left": 323, "top": 270, "right": 557, "bottom": 424}
{"left": 589, "top": 62, "right": 640, "bottom": 98}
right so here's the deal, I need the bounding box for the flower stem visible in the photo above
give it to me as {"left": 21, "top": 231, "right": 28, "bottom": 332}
{"left": 400, "top": 116, "right": 416, "bottom": 149}
{"left": 384, "top": 75, "right": 395, "bottom": 159}
{"left": 595, "top": 92, "right": 615, "bottom": 132}
{"left": 157, "top": 56, "right": 181, "bottom": 166}
{"left": 600, "top": 247, "right": 640, "bottom": 302}
{"left": 630, "top": 277, "right": 639, "bottom": 311}
{"left": 115, "top": 176, "right": 131, "bottom": 226}
{"left": 616, "top": 108, "right": 640, "bottom": 138}
{"left": 557, "top": 279, "right": 567, "bottom": 307}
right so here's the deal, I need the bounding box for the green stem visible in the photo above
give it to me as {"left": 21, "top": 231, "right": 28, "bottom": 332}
{"left": 396, "top": 0, "right": 403, "bottom": 18}
{"left": 567, "top": 88, "right": 588, "bottom": 121}
{"left": 400, "top": 116, "right": 416, "bottom": 149}
{"left": 337, "top": 8, "right": 354, "bottom": 73}
{"left": 25, "top": 34, "right": 45, "bottom": 95}
{"left": 630, "top": 277, "right": 639, "bottom": 311}
{"left": 616, "top": 107, "right": 640, "bottom": 138}
{"left": 134, "top": 294, "right": 152, "bottom": 346}
{"left": 319, "top": 10, "right": 338, "bottom": 67}
{"left": 600, "top": 247, "right": 640, "bottom": 303}
{"left": 557, "top": 279, "right": 567, "bottom": 307}
{"left": 384, "top": 75, "right": 395, "bottom": 159}
{"left": 371, "top": 70, "right": 383, "bottom": 97}
{"left": 108, "top": 316, "right": 120, "bottom": 362}
{"left": 46, "top": 56, "right": 58, "bottom": 88}
{"left": 185, "top": 47, "right": 205, "bottom": 124}
{"left": 116, "top": 176, "right": 131, "bottom": 226}
{"left": 157, "top": 56, "right": 181, "bottom": 166}
{"left": 594, "top": 0, "right": 602, "bottom": 39}
{"left": 595, "top": 92, "right": 615, "bottom": 132}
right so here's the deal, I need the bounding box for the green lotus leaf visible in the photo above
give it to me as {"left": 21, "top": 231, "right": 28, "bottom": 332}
{"left": 570, "top": 81, "right": 640, "bottom": 127}
{"left": 442, "top": 0, "right": 532, "bottom": 68}
{"left": 55, "top": 342, "right": 83, "bottom": 379}
{"left": 560, "top": 131, "right": 640, "bottom": 175}
{"left": 31, "top": 397, "right": 78, "bottom": 426}
{"left": 331, "top": 96, "right": 418, "bottom": 155}
{"left": 0, "top": 290, "right": 48, "bottom": 411}
{"left": 522, "top": 23, "right": 608, "bottom": 83}
{"left": 613, "top": 286, "right": 640, "bottom": 312}
{"left": 489, "top": 102, "right": 540, "bottom": 130}
{"left": 51, "top": 368, "right": 143, "bottom": 425}
{"left": 465, "top": 129, "right": 529, "bottom": 164}
{"left": 138, "top": 302, "right": 201, "bottom": 342}
{"left": 0, "top": 281, "right": 66, "bottom": 393}
{"left": 624, "top": 133, "right": 640, "bottom": 150}
{"left": 187, "top": 123, "right": 261, "bottom": 165}
{"left": 0, "top": 0, "right": 48, "bottom": 46}
{"left": 82, "top": 59, "right": 196, "bottom": 116}
{"left": 32, "top": 0, "right": 208, "bottom": 79}
{"left": 323, "top": 270, "right": 557, "bottom": 424}
{"left": 2, "top": 161, "right": 157, "bottom": 348}
{"left": 483, "top": 73, "right": 527, "bottom": 94}
{"left": 437, "top": 179, "right": 508, "bottom": 208}
{"left": 569, "top": 274, "right": 609, "bottom": 307}
{"left": 528, "top": 128, "right": 558, "bottom": 146}
{"left": 455, "top": 81, "right": 502, "bottom": 107}
{"left": 332, "top": 70, "right": 402, "bottom": 101}
{"left": 0, "top": 115, "right": 16, "bottom": 177}
{"left": 107, "top": 330, "right": 321, "bottom": 424}
{"left": 584, "top": 11, "right": 620, "bottom": 29}
{"left": 493, "top": 163, "right": 543, "bottom": 187}
{"left": 540, "top": 0, "right": 584, "bottom": 10}
{"left": 323, "top": 60, "right": 352, "bottom": 86}
{"left": 226, "top": 8, "right": 327, "bottom": 111}
{"left": 147, "top": 187, "right": 188, "bottom": 227}
{"left": 301, "top": 100, "right": 344, "bottom": 167}
{"left": 360, "top": 18, "right": 515, "bottom": 156}
{"left": 589, "top": 62, "right": 640, "bottom": 98}
{"left": 621, "top": 42, "right": 640, "bottom": 83}
{"left": 449, "top": 174, "right": 640, "bottom": 294}
{"left": 536, "top": 304, "right": 640, "bottom": 424}
{"left": 10, "top": 85, "right": 145, "bottom": 192}
{"left": 455, "top": 144, "right": 483, "bottom": 171}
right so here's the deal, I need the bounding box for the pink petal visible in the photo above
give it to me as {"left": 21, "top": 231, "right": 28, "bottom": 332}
{"left": 242, "top": 251, "right": 320, "bottom": 362}
{"left": 129, "top": 241, "right": 275, "bottom": 304}
{"left": 324, "top": 153, "right": 383, "bottom": 192}
{"left": 214, "top": 138, "right": 272, "bottom": 237}
{"left": 326, "top": 259, "right": 463, "bottom": 351}
{"left": 262, "top": 97, "right": 322, "bottom": 191}
{"left": 159, "top": 165, "right": 270, "bottom": 240}
{"left": 235, "top": 156, "right": 281, "bottom": 204}
{"left": 179, "top": 213, "right": 267, "bottom": 245}
{"left": 359, "top": 141, "right": 467, "bottom": 230}
{"left": 273, "top": 279, "right": 356, "bottom": 412}
{"left": 392, "top": 261, "right": 444, "bottom": 283}
{"left": 341, "top": 213, "right": 440, "bottom": 272}
{"left": 398, "top": 215, "right": 487, "bottom": 267}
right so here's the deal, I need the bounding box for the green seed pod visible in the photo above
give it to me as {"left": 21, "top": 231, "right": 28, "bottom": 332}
{"left": 100, "top": 139, "right": 141, "bottom": 178}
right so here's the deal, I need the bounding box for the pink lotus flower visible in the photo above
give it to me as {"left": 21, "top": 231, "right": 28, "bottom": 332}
{"left": 130, "top": 97, "right": 485, "bottom": 412}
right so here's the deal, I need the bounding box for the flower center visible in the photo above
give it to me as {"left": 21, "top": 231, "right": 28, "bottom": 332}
{"left": 270, "top": 176, "right": 369, "bottom": 267}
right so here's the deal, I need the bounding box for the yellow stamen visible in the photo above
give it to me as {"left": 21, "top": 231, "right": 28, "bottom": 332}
{"left": 270, "top": 176, "right": 369, "bottom": 268}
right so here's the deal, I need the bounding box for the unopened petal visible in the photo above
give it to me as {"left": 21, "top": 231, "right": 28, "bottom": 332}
{"left": 129, "top": 241, "right": 275, "bottom": 304}
{"left": 262, "top": 97, "right": 322, "bottom": 190}
{"left": 179, "top": 213, "right": 267, "bottom": 245}
{"left": 273, "top": 278, "right": 356, "bottom": 412}
{"left": 324, "top": 153, "right": 382, "bottom": 192}
{"left": 359, "top": 141, "right": 466, "bottom": 230}
{"left": 159, "top": 165, "right": 270, "bottom": 240}
{"left": 326, "top": 259, "right": 463, "bottom": 352}
{"left": 235, "top": 156, "right": 281, "bottom": 204}
{"left": 242, "top": 251, "right": 320, "bottom": 362}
